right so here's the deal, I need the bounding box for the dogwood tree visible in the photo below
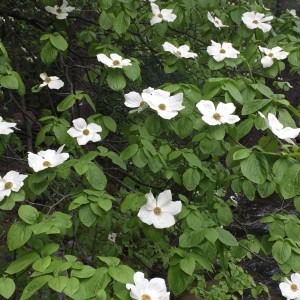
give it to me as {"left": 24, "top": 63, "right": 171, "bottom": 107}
{"left": 0, "top": 0, "right": 300, "bottom": 299}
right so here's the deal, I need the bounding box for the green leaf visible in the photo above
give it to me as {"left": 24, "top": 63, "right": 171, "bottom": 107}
{"left": 50, "top": 33, "right": 68, "bottom": 51}
{"left": 107, "top": 70, "right": 126, "bottom": 91}
{"left": 174, "top": 117, "right": 193, "bottom": 138}
{"left": 97, "top": 256, "right": 120, "bottom": 267}
{"left": 180, "top": 256, "right": 195, "bottom": 275}
{"left": 288, "top": 51, "right": 300, "bottom": 67}
{"left": 108, "top": 265, "right": 134, "bottom": 284}
{"left": 86, "top": 163, "right": 107, "bottom": 190}
{"left": 240, "top": 153, "right": 268, "bottom": 184}
{"left": 243, "top": 180, "right": 255, "bottom": 200}
{"left": 0, "top": 190, "right": 25, "bottom": 211}
{"left": 72, "top": 266, "right": 96, "bottom": 278}
{"left": 48, "top": 276, "right": 69, "bottom": 292}
{"left": 272, "top": 240, "right": 291, "bottom": 264}
{"left": 242, "top": 99, "right": 272, "bottom": 115}
{"left": 41, "top": 41, "right": 58, "bottom": 64}
{"left": 216, "top": 227, "right": 238, "bottom": 246}
{"left": 107, "top": 152, "right": 127, "bottom": 170}
{"left": 123, "top": 61, "right": 140, "bottom": 81}
{"left": 120, "top": 144, "right": 138, "bottom": 160}
{"left": 113, "top": 11, "right": 130, "bottom": 35}
{"left": 179, "top": 230, "right": 204, "bottom": 248}
{"left": 121, "top": 193, "right": 146, "bottom": 213}
{"left": 233, "top": 148, "right": 252, "bottom": 160}
{"left": 168, "top": 264, "right": 192, "bottom": 296}
{"left": 79, "top": 205, "right": 97, "bottom": 227}
{"left": 6, "top": 252, "right": 40, "bottom": 274}
{"left": 0, "top": 75, "right": 18, "bottom": 89}
{"left": 103, "top": 116, "right": 117, "bottom": 132}
{"left": 32, "top": 256, "right": 52, "bottom": 272}
{"left": 18, "top": 205, "right": 39, "bottom": 225}
{"left": 28, "top": 171, "right": 49, "bottom": 195}
{"left": 63, "top": 277, "right": 80, "bottom": 297}
{"left": 0, "top": 277, "right": 15, "bottom": 299}
{"left": 20, "top": 275, "right": 52, "bottom": 300}
{"left": 182, "top": 168, "right": 201, "bottom": 191}
{"left": 57, "top": 94, "right": 76, "bottom": 112}
{"left": 223, "top": 81, "right": 243, "bottom": 104}
{"left": 99, "top": 11, "right": 114, "bottom": 30}
{"left": 7, "top": 222, "right": 32, "bottom": 251}
{"left": 280, "top": 164, "right": 300, "bottom": 199}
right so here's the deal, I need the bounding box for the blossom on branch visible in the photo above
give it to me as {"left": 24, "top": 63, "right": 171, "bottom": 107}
{"left": 0, "top": 117, "right": 17, "bottom": 135}
{"left": 67, "top": 118, "right": 102, "bottom": 145}
{"left": 150, "top": 3, "right": 176, "bottom": 26}
{"left": 45, "top": 0, "right": 75, "bottom": 20}
{"left": 162, "top": 42, "right": 198, "bottom": 59}
{"left": 28, "top": 145, "right": 69, "bottom": 172}
{"left": 196, "top": 100, "right": 240, "bottom": 125}
{"left": 126, "top": 271, "right": 170, "bottom": 300}
{"left": 207, "top": 41, "right": 240, "bottom": 62}
{"left": 258, "top": 46, "right": 289, "bottom": 68}
{"left": 138, "top": 190, "right": 182, "bottom": 229}
{"left": 124, "top": 87, "right": 154, "bottom": 114}
{"left": 242, "top": 12, "right": 273, "bottom": 33}
{"left": 207, "top": 12, "right": 228, "bottom": 28}
{"left": 258, "top": 112, "right": 300, "bottom": 144}
{"left": 96, "top": 53, "right": 131, "bottom": 68}
{"left": 141, "top": 89, "right": 184, "bottom": 120}
{"left": 39, "top": 73, "right": 64, "bottom": 90}
{"left": 0, "top": 171, "right": 27, "bottom": 201}
{"left": 279, "top": 273, "right": 300, "bottom": 300}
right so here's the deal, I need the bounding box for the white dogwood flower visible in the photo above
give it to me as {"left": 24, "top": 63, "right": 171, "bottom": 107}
{"left": 242, "top": 12, "right": 273, "bottom": 33}
{"left": 279, "top": 273, "right": 300, "bottom": 300}
{"left": 39, "top": 73, "right": 64, "bottom": 90}
{"left": 258, "top": 112, "right": 300, "bottom": 144}
{"left": 207, "top": 12, "right": 228, "bottom": 28}
{"left": 142, "top": 89, "right": 184, "bottom": 120}
{"left": 162, "top": 42, "right": 197, "bottom": 59}
{"left": 45, "top": 0, "right": 75, "bottom": 20}
{"left": 0, "top": 117, "right": 17, "bottom": 135}
{"left": 126, "top": 272, "right": 170, "bottom": 300}
{"left": 28, "top": 145, "right": 69, "bottom": 172}
{"left": 258, "top": 46, "right": 289, "bottom": 68}
{"left": 137, "top": 190, "right": 182, "bottom": 229}
{"left": 196, "top": 100, "right": 240, "bottom": 125}
{"left": 96, "top": 53, "right": 131, "bottom": 69}
{"left": 207, "top": 41, "right": 240, "bottom": 62}
{"left": 287, "top": 9, "right": 298, "bottom": 18}
{"left": 67, "top": 118, "right": 102, "bottom": 145}
{"left": 0, "top": 171, "right": 27, "bottom": 201}
{"left": 124, "top": 87, "right": 154, "bottom": 114}
{"left": 150, "top": 3, "right": 176, "bottom": 26}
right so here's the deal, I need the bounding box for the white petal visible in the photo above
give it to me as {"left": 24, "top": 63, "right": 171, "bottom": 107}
{"left": 87, "top": 123, "right": 102, "bottom": 133}
{"left": 77, "top": 135, "right": 91, "bottom": 145}
{"left": 202, "top": 116, "right": 222, "bottom": 126}
{"left": 40, "top": 73, "right": 47, "bottom": 80}
{"left": 277, "top": 127, "right": 300, "bottom": 139}
{"left": 73, "top": 118, "right": 87, "bottom": 130}
{"left": 138, "top": 206, "right": 154, "bottom": 225}
{"left": 28, "top": 153, "right": 46, "bottom": 172}
{"left": 221, "top": 115, "right": 240, "bottom": 124}
{"left": 261, "top": 56, "right": 274, "bottom": 68}
{"left": 196, "top": 100, "right": 216, "bottom": 117}
{"left": 157, "top": 110, "right": 178, "bottom": 120}
{"left": 152, "top": 212, "right": 176, "bottom": 228}
{"left": 151, "top": 3, "right": 160, "bottom": 15}
{"left": 110, "top": 53, "right": 123, "bottom": 61}
{"left": 268, "top": 113, "right": 283, "bottom": 131}
{"left": 48, "top": 79, "right": 64, "bottom": 89}
{"left": 157, "top": 190, "right": 172, "bottom": 207}
{"left": 150, "top": 16, "right": 162, "bottom": 26}
{"left": 97, "top": 54, "right": 112, "bottom": 67}
{"left": 216, "top": 102, "right": 236, "bottom": 116}
{"left": 162, "top": 42, "right": 178, "bottom": 54}
{"left": 145, "top": 191, "right": 156, "bottom": 210}
{"left": 258, "top": 23, "right": 272, "bottom": 33}
{"left": 124, "top": 92, "right": 144, "bottom": 108}
{"left": 161, "top": 201, "right": 182, "bottom": 215}
{"left": 67, "top": 127, "right": 82, "bottom": 138}
{"left": 147, "top": 278, "right": 167, "bottom": 293}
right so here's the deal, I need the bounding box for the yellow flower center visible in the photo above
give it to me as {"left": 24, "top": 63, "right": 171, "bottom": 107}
{"left": 158, "top": 104, "right": 166, "bottom": 111}
{"left": 213, "top": 113, "right": 221, "bottom": 121}
{"left": 112, "top": 60, "right": 120, "bottom": 66}
{"left": 219, "top": 49, "right": 226, "bottom": 54}
{"left": 43, "top": 161, "right": 52, "bottom": 167}
{"left": 158, "top": 13, "right": 163, "bottom": 19}
{"left": 291, "top": 284, "right": 298, "bottom": 292}
{"left": 176, "top": 51, "right": 182, "bottom": 56}
{"left": 141, "top": 295, "right": 151, "bottom": 300}
{"left": 56, "top": 8, "right": 62, "bottom": 13}
{"left": 252, "top": 20, "right": 259, "bottom": 24}
{"left": 140, "top": 101, "right": 146, "bottom": 107}
{"left": 5, "top": 182, "right": 13, "bottom": 189}
{"left": 44, "top": 77, "right": 51, "bottom": 83}
{"left": 268, "top": 53, "right": 274, "bottom": 57}
{"left": 154, "top": 207, "right": 162, "bottom": 215}
{"left": 83, "top": 129, "right": 90, "bottom": 136}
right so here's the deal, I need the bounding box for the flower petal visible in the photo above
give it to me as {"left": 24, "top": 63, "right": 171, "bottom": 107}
{"left": 152, "top": 213, "right": 176, "bottom": 229}
{"left": 138, "top": 206, "right": 154, "bottom": 225}
{"left": 216, "top": 102, "right": 236, "bottom": 116}
{"left": 196, "top": 100, "right": 216, "bottom": 117}
{"left": 157, "top": 190, "right": 172, "bottom": 207}
{"left": 73, "top": 118, "right": 87, "bottom": 130}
